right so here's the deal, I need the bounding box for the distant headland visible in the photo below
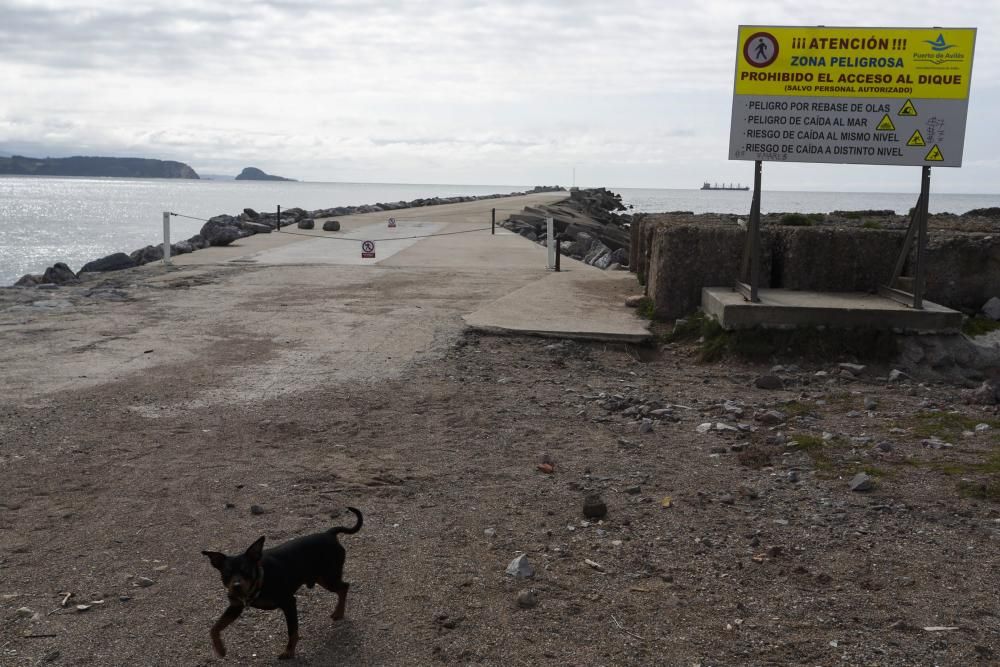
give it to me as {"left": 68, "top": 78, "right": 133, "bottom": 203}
{"left": 235, "top": 167, "right": 296, "bottom": 182}
{"left": 0, "top": 155, "right": 199, "bottom": 179}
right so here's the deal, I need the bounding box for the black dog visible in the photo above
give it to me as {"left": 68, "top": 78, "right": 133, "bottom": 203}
{"left": 202, "top": 507, "right": 363, "bottom": 659}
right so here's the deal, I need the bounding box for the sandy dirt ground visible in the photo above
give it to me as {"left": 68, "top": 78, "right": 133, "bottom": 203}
{"left": 2, "top": 225, "right": 1000, "bottom": 665}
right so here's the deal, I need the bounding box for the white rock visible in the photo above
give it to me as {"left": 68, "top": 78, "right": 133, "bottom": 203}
{"left": 696, "top": 423, "right": 713, "bottom": 434}
{"left": 982, "top": 296, "right": 1000, "bottom": 321}
{"left": 505, "top": 554, "right": 535, "bottom": 578}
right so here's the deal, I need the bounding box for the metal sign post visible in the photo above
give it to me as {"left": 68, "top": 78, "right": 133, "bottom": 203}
{"left": 162, "top": 212, "right": 172, "bottom": 265}
{"left": 735, "top": 161, "right": 762, "bottom": 302}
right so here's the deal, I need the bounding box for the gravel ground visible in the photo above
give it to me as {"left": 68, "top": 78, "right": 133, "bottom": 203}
{"left": 3, "top": 312, "right": 1000, "bottom": 665}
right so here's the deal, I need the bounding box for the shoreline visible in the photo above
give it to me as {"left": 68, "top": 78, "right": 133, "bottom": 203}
{"left": 6, "top": 186, "right": 566, "bottom": 288}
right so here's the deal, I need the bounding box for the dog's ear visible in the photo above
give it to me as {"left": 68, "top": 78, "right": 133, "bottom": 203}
{"left": 244, "top": 536, "right": 265, "bottom": 562}
{"left": 202, "top": 550, "right": 227, "bottom": 570}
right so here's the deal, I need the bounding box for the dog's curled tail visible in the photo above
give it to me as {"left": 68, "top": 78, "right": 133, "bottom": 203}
{"left": 329, "top": 507, "right": 363, "bottom": 536}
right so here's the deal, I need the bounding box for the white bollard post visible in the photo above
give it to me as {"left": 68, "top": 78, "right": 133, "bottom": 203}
{"left": 162, "top": 212, "right": 172, "bottom": 265}
{"left": 546, "top": 216, "right": 555, "bottom": 270}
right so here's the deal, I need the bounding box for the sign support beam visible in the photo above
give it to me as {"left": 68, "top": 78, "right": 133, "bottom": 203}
{"left": 736, "top": 160, "right": 763, "bottom": 303}
{"left": 879, "top": 166, "right": 930, "bottom": 309}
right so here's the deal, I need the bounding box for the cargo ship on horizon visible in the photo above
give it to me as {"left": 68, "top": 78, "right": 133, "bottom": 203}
{"left": 701, "top": 182, "right": 749, "bottom": 191}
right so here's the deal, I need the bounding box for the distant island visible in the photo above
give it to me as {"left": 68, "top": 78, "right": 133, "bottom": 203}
{"left": 235, "top": 167, "right": 296, "bottom": 182}
{"left": 0, "top": 155, "right": 199, "bottom": 179}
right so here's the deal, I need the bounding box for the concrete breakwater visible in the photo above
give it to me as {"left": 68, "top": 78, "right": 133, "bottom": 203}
{"left": 9, "top": 186, "right": 565, "bottom": 287}
{"left": 630, "top": 208, "right": 1000, "bottom": 320}
{"left": 500, "top": 187, "right": 633, "bottom": 270}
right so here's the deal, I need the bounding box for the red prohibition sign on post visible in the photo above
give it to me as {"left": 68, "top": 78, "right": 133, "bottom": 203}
{"left": 744, "top": 31, "right": 778, "bottom": 67}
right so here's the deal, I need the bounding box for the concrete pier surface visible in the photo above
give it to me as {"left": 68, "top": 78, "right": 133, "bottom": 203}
{"left": 0, "top": 191, "right": 647, "bottom": 401}
{"left": 702, "top": 286, "right": 963, "bottom": 333}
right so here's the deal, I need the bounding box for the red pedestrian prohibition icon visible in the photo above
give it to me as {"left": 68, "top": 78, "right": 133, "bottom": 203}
{"left": 361, "top": 240, "right": 376, "bottom": 258}
{"left": 744, "top": 32, "right": 778, "bottom": 68}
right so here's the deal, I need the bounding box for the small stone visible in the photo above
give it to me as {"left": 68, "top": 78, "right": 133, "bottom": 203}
{"left": 506, "top": 554, "right": 535, "bottom": 578}
{"left": 719, "top": 494, "right": 735, "bottom": 505}
{"left": 638, "top": 419, "right": 654, "bottom": 434}
{"left": 766, "top": 545, "right": 784, "bottom": 558}
{"left": 787, "top": 470, "right": 800, "bottom": 483}
{"left": 838, "top": 363, "right": 866, "bottom": 375}
{"left": 624, "top": 295, "right": 645, "bottom": 308}
{"left": 484, "top": 528, "right": 496, "bottom": 538}
{"left": 76, "top": 604, "right": 92, "bottom": 612}
{"left": 134, "top": 577, "right": 155, "bottom": 588}
{"left": 864, "top": 397, "right": 878, "bottom": 411}
{"left": 16, "top": 607, "right": 34, "bottom": 618}
{"left": 516, "top": 589, "right": 538, "bottom": 609}
{"left": 846, "top": 410, "right": 861, "bottom": 418}
{"left": 715, "top": 422, "right": 738, "bottom": 432}
{"left": 754, "top": 375, "right": 783, "bottom": 390}
{"left": 849, "top": 472, "right": 875, "bottom": 492}
{"left": 755, "top": 410, "right": 786, "bottom": 425}
{"left": 582, "top": 494, "right": 608, "bottom": 519}
{"left": 250, "top": 505, "right": 265, "bottom": 515}
{"left": 975, "top": 423, "right": 991, "bottom": 433}
{"left": 224, "top": 502, "right": 235, "bottom": 509}
{"left": 119, "top": 596, "right": 131, "bottom": 602}
{"left": 875, "top": 441, "right": 894, "bottom": 453}
{"left": 625, "top": 485, "right": 641, "bottom": 495}
{"left": 696, "top": 422, "right": 712, "bottom": 434}
{"left": 888, "top": 369, "right": 907, "bottom": 383}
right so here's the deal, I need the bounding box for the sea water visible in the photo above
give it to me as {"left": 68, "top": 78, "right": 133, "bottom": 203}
{"left": 1, "top": 176, "right": 997, "bottom": 286}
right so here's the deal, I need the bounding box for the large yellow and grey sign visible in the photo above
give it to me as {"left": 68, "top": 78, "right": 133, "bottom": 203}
{"left": 729, "top": 26, "right": 976, "bottom": 167}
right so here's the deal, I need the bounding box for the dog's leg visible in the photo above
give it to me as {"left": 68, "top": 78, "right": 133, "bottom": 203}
{"left": 210, "top": 603, "right": 244, "bottom": 658}
{"left": 277, "top": 597, "right": 299, "bottom": 660}
{"left": 316, "top": 575, "right": 350, "bottom": 621}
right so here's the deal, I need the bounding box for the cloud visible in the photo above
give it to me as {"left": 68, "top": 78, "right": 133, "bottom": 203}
{"left": 1, "top": 0, "right": 998, "bottom": 188}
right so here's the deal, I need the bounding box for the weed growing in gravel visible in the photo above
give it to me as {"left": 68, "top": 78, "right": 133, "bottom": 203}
{"left": 957, "top": 479, "right": 1000, "bottom": 501}
{"left": 737, "top": 444, "right": 774, "bottom": 469}
{"left": 636, "top": 297, "right": 655, "bottom": 320}
{"left": 963, "top": 316, "right": 1000, "bottom": 337}
{"left": 861, "top": 220, "right": 884, "bottom": 230}
{"left": 779, "top": 213, "right": 814, "bottom": 226}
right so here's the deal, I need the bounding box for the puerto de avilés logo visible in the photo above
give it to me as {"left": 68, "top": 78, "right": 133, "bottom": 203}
{"left": 914, "top": 32, "right": 964, "bottom": 66}
{"left": 923, "top": 34, "right": 956, "bottom": 52}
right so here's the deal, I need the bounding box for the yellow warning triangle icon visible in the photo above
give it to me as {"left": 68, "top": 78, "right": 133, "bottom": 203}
{"left": 925, "top": 144, "right": 944, "bottom": 161}
{"left": 907, "top": 129, "right": 926, "bottom": 147}
{"left": 898, "top": 99, "right": 918, "bottom": 116}
{"left": 876, "top": 114, "right": 896, "bottom": 131}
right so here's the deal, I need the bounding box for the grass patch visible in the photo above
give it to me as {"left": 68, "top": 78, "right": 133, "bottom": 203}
{"left": 963, "top": 316, "right": 1000, "bottom": 337}
{"left": 907, "top": 411, "right": 1000, "bottom": 441}
{"left": 636, "top": 297, "right": 655, "bottom": 320}
{"left": 781, "top": 400, "right": 818, "bottom": 418}
{"left": 957, "top": 479, "right": 1000, "bottom": 501}
{"left": 779, "top": 213, "right": 813, "bottom": 226}
{"left": 861, "top": 220, "right": 884, "bottom": 230}
{"left": 791, "top": 434, "right": 825, "bottom": 451}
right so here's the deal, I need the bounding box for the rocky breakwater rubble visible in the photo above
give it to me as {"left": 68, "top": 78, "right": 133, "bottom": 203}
{"left": 9, "top": 186, "right": 565, "bottom": 287}
{"left": 500, "top": 187, "right": 632, "bottom": 270}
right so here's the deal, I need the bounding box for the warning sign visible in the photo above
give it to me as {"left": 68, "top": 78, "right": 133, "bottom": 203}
{"left": 361, "top": 240, "right": 376, "bottom": 258}
{"left": 875, "top": 114, "right": 896, "bottom": 131}
{"left": 729, "top": 25, "right": 976, "bottom": 167}
{"left": 898, "top": 99, "right": 918, "bottom": 116}
{"left": 925, "top": 145, "right": 944, "bottom": 161}
{"left": 906, "top": 129, "right": 926, "bottom": 146}
{"left": 387, "top": 217, "right": 397, "bottom": 228}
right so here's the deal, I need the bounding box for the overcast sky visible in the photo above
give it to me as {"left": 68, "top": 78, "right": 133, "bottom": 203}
{"left": 1, "top": 1, "right": 997, "bottom": 191}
